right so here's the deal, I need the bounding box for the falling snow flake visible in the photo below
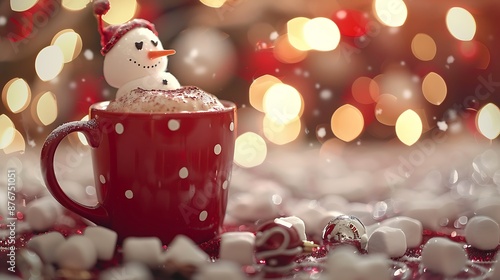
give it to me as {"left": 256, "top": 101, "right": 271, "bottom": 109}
{"left": 28, "top": 140, "right": 36, "bottom": 147}
{"left": 317, "top": 127, "right": 326, "bottom": 138}
{"left": 319, "top": 89, "right": 332, "bottom": 100}
{"left": 83, "top": 49, "right": 94, "bottom": 60}
{"left": 437, "top": 121, "right": 448, "bottom": 131}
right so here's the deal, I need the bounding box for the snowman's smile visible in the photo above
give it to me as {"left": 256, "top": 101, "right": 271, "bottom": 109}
{"left": 128, "top": 57, "right": 161, "bottom": 69}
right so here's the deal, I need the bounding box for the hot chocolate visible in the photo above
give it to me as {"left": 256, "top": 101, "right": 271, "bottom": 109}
{"left": 106, "top": 86, "right": 225, "bottom": 113}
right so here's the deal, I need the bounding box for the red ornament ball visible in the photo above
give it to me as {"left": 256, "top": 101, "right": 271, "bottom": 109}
{"left": 255, "top": 219, "right": 303, "bottom": 271}
{"left": 331, "top": 9, "right": 369, "bottom": 37}
{"left": 322, "top": 215, "right": 367, "bottom": 249}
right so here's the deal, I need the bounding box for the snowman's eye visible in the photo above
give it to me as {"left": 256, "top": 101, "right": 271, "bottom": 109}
{"left": 135, "top": 41, "right": 143, "bottom": 50}
{"left": 151, "top": 40, "right": 158, "bottom": 47}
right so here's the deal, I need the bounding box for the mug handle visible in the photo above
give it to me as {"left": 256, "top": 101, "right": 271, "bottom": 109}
{"left": 40, "top": 119, "right": 110, "bottom": 226}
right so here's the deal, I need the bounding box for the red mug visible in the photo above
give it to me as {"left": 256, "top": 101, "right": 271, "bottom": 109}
{"left": 41, "top": 101, "right": 236, "bottom": 244}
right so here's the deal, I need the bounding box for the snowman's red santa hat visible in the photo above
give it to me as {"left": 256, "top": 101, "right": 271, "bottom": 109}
{"left": 93, "top": 0, "right": 158, "bottom": 55}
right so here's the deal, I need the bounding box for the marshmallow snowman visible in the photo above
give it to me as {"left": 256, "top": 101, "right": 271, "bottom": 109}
{"left": 94, "top": 0, "right": 180, "bottom": 99}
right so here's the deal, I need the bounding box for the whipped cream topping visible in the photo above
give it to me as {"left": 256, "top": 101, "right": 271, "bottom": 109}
{"left": 106, "top": 86, "right": 225, "bottom": 113}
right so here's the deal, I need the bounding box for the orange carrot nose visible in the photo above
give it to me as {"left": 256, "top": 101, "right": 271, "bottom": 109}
{"left": 148, "top": 49, "right": 176, "bottom": 60}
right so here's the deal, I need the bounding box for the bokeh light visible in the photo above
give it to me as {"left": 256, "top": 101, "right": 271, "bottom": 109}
{"left": 303, "top": 17, "right": 341, "bottom": 51}
{"left": 422, "top": 72, "right": 447, "bottom": 105}
{"left": 274, "top": 34, "right": 308, "bottom": 63}
{"left": 446, "top": 7, "right": 476, "bottom": 41}
{"left": 320, "top": 138, "right": 346, "bottom": 159}
{"left": 375, "top": 94, "right": 401, "bottom": 126}
{"left": 352, "top": 76, "right": 380, "bottom": 104}
{"left": 287, "top": 17, "right": 312, "bottom": 51}
{"left": 373, "top": 0, "right": 408, "bottom": 27}
{"left": 395, "top": 109, "right": 422, "bottom": 146}
{"left": 411, "top": 33, "right": 437, "bottom": 61}
{"left": 249, "top": 75, "right": 282, "bottom": 112}
{"left": 263, "top": 83, "right": 303, "bottom": 125}
{"left": 61, "top": 0, "right": 91, "bottom": 11}
{"left": 34, "top": 91, "right": 58, "bottom": 126}
{"left": 51, "top": 29, "right": 83, "bottom": 63}
{"left": 263, "top": 116, "right": 301, "bottom": 145}
{"left": 35, "top": 46, "right": 64, "bottom": 81}
{"left": 3, "top": 129, "right": 25, "bottom": 154}
{"left": 200, "top": 0, "right": 226, "bottom": 8}
{"left": 234, "top": 132, "right": 267, "bottom": 168}
{"left": 459, "top": 41, "right": 491, "bottom": 69}
{"left": 102, "top": 0, "right": 138, "bottom": 24}
{"left": 332, "top": 9, "right": 368, "bottom": 37}
{"left": 10, "top": 0, "right": 38, "bottom": 12}
{"left": 476, "top": 103, "right": 500, "bottom": 140}
{"left": 375, "top": 71, "right": 418, "bottom": 101}
{"left": 0, "top": 114, "right": 15, "bottom": 149}
{"left": 170, "top": 27, "right": 237, "bottom": 92}
{"left": 331, "top": 104, "right": 364, "bottom": 142}
{"left": 78, "top": 115, "right": 90, "bottom": 146}
{"left": 2, "top": 78, "right": 31, "bottom": 114}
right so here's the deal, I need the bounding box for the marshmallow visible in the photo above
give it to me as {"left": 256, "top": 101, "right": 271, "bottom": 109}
{"left": 229, "top": 193, "right": 281, "bottom": 222}
{"left": 475, "top": 202, "right": 500, "bottom": 226}
{"left": 365, "top": 222, "right": 381, "bottom": 238}
{"left": 358, "top": 257, "right": 392, "bottom": 280}
{"left": 56, "top": 235, "right": 98, "bottom": 270}
{"left": 27, "top": 231, "right": 65, "bottom": 263}
{"left": 84, "top": 226, "right": 118, "bottom": 260}
{"left": 122, "top": 237, "right": 164, "bottom": 266}
{"left": 228, "top": 180, "right": 289, "bottom": 222}
{"left": 162, "top": 235, "right": 209, "bottom": 267}
{"left": 194, "top": 261, "right": 247, "bottom": 280}
{"left": 327, "top": 247, "right": 359, "bottom": 268}
{"left": 219, "top": 232, "right": 255, "bottom": 265}
{"left": 289, "top": 200, "right": 329, "bottom": 237}
{"left": 401, "top": 202, "right": 445, "bottom": 231}
{"left": 16, "top": 221, "right": 32, "bottom": 234}
{"left": 367, "top": 226, "right": 407, "bottom": 258}
{"left": 421, "top": 237, "right": 467, "bottom": 277}
{"left": 464, "top": 216, "right": 500, "bottom": 250}
{"left": 380, "top": 216, "right": 423, "bottom": 248}
{"left": 17, "top": 249, "right": 44, "bottom": 278}
{"left": 100, "top": 262, "right": 153, "bottom": 280}
{"left": 276, "top": 216, "right": 306, "bottom": 240}
{"left": 26, "top": 196, "right": 63, "bottom": 231}
{"left": 326, "top": 247, "right": 391, "bottom": 280}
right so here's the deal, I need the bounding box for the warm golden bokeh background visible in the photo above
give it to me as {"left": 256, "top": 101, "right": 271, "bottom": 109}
{"left": 0, "top": 0, "right": 499, "bottom": 166}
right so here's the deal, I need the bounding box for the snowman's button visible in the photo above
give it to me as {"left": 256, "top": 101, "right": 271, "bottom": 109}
{"left": 162, "top": 79, "right": 168, "bottom": 85}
